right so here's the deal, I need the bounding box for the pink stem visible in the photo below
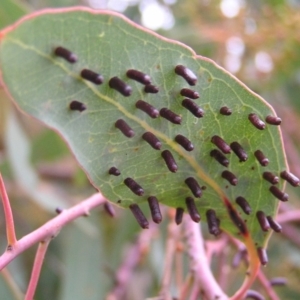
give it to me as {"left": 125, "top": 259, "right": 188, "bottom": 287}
{"left": 183, "top": 218, "right": 228, "bottom": 300}
{"left": 0, "top": 173, "right": 17, "bottom": 246}
{"left": 0, "top": 192, "right": 106, "bottom": 270}
{"left": 25, "top": 239, "right": 51, "bottom": 300}
{"left": 257, "top": 270, "right": 280, "bottom": 300}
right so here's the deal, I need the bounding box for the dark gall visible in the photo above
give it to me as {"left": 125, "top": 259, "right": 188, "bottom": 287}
{"left": 269, "top": 277, "right": 287, "bottom": 286}
{"left": 126, "top": 69, "right": 151, "bottom": 85}
{"left": 81, "top": 69, "right": 103, "bottom": 84}
{"left": 254, "top": 150, "right": 269, "bottom": 166}
{"left": 175, "top": 65, "right": 197, "bottom": 85}
{"left": 180, "top": 88, "right": 199, "bottom": 99}
{"left": 236, "top": 196, "right": 251, "bottom": 215}
{"left": 160, "top": 108, "right": 182, "bottom": 124}
{"left": 109, "top": 76, "right": 132, "bottom": 96}
{"left": 210, "top": 149, "right": 229, "bottom": 167}
{"left": 147, "top": 196, "right": 162, "bottom": 224}
{"left": 248, "top": 113, "right": 265, "bottom": 130}
{"left": 69, "top": 100, "right": 86, "bottom": 112}
{"left": 103, "top": 202, "right": 116, "bottom": 217}
{"left": 144, "top": 84, "right": 159, "bottom": 93}
{"left": 222, "top": 170, "right": 238, "bottom": 186}
{"left": 129, "top": 204, "right": 149, "bottom": 229}
{"left": 182, "top": 99, "right": 204, "bottom": 118}
{"left": 185, "top": 197, "right": 201, "bottom": 222}
{"left": 206, "top": 209, "right": 221, "bottom": 236}
{"left": 175, "top": 207, "right": 184, "bottom": 225}
{"left": 54, "top": 46, "right": 77, "bottom": 63}
{"left": 256, "top": 211, "right": 270, "bottom": 232}
{"left": 115, "top": 119, "right": 135, "bottom": 138}
{"left": 227, "top": 205, "right": 247, "bottom": 234}
{"left": 175, "top": 134, "right": 194, "bottom": 151}
{"left": 161, "top": 150, "right": 178, "bottom": 172}
{"left": 136, "top": 100, "right": 159, "bottom": 118}
{"left": 220, "top": 106, "right": 232, "bottom": 116}
{"left": 55, "top": 207, "right": 63, "bottom": 214}
{"left": 269, "top": 186, "right": 289, "bottom": 201}
{"left": 108, "top": 167, "right": 121, "bottom": 176}
{"left": 142, "top": 132, "right": 162, "bottom": 150}
{"left": 185, "top": 177, "right": 202, "bottom": 198}
{"left": 211, "top": 135, "right": 231, "bottom": 154}
{"left": 230, "top": 142, "right": 248, "bottom": 162}
{"left": 266, "top": 216, "right": 282, "bottom": 233}
{"left": 245, "top": 290, "right": 265, "bottom": 300}
{"left": 265, "top": 115, "right": 282, "bottom": 125}
{"left": 257, "top": 247, "right": 268, "bottom": 265}
{"left": 124, "top": 177, "right": 144, "bottom": 196}
{"left": 263, "top": 172, "right": 279, "bottom": 184}
{"left": 280, "top": 170, "right": 300, "bottom": 187}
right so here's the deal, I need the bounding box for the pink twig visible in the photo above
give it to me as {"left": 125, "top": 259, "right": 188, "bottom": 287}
{"left": 106, "top": 225, "right": 158, "bottom": 300}
{"left": 0, "top": 173, "right": 17, "bottom": 246}
{"left": 257, "top": 270, "right": 280, "bottom": 300}
{"left": 182, "top": 218, "right": 228, "bottom": 300}
{"left": 0, "top": 192, "right": 107, "bottom": 270}
{"left": 277, "top": 210, "right": 300, "bottom": 223}
{"left": 25, "top": 239, "right": 51, "bottom": 300}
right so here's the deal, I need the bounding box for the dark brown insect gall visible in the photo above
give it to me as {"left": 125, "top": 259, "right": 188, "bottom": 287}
{"left": 236, "top": 196, "right": 251, "bottom": 215}
{"left": 54, "top": 46, "right": 77, "bottom": 63}
{"left": 211, "top": 135, "right": 231, "bottom": 154}
{"left": 185, "top": 177, "right": 202, "bottom": 197}
{"left": 69, "top": 100, "right": 86, "bottom": 112}
{"left": 210, "top": 149, "right": 229, "bottom": 167}
{"left": 220, "top": 106, "right": 232, "bottom": 116}
{"left": 265, "top": 115, "right": 282, "bottom": 125}
{"left": 248, "top": 113, "right": 265, "bottom": 130}
{"left": 81, "top": 69, "right": 103, "bottom": 84}
{"left": 230, "top": 142, "right": 248, "bottom": 162}
{"left": 136, "top": 100, "right": 159, "bottom": 118}
{"left": 180, "top": 88, "right": 199, "bottom": 99}
{"left": 254, "top": 150, "right": 269, "bottom": 166}
{"left": 256, "top": 211, "right": 270, "bottom": 232}
{"left": 175, "top": 134, "right": 194, "bottom": 151}
{"left": 206, "top": 209, "right": 221, "bottom": 236}
{"left": 129, "top": 204, "right": 149, "bottom": 229}
{"left": 126, "top": 69, "right": 151, "bottom": 85}
{"left": 124, "top": 178, "right": 144, "bottom": 196}
{"left": 142, "top": 132, "right": 162, "bottom": 150}
{"left": 109, "top": 77, "right": 132, "bottom": 96}
{"left": 245, "top": 290, "right": 265, "bottom": 300}
{"left": 269, "top": 277, "right": 287, "bottom": 286}
{"left": 222, "top": 170, "right": 238, "bottom": 186}
{"left": 266, "top": 216, "right": 282, "bottom": 233}
{"left": 263, "top": 172, "right": 279, "bottom": 184}
{"left": 160, "top": 108, "right": 182, "bottom": 124}
{"left": 175, "top": 65, "right": 197, "bottom": 85}
{"left": 103, "top": 202, "right": 116, "bottom": 217}
{"left": 257, "top": 247, "right": 268, "bottom": 265}
{"left": 175, "top": 207, "right": 184, "bottom": 225}
{"left": 161, "top": 150, "right": 178, "bottom": 172}
{"left": 108, "top": 167, "right": 121, "bottom": 176}
{"left": 144, "top": 84, "right": 159, "bottom": 93}
{"left": 280, "top": 170, "right": 300, "bottom": 187}
{"left": 269, "top": 186, "right": 289, "bottom": 201}
{"left": 147, "top": 196, "right": 162, "bottom": 224}
{"left": 115, "top": 119, "right": 135, "bottom": 138}
{"left": 182, "top": 99, "right": 204, "bottom": 118}
{"left": 185, "top": 197, "right": 201, "bottom": 222}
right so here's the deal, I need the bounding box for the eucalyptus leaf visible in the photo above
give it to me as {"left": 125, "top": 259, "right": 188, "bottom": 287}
{"left": 0, "top": 8, "right": 288, "bottom": 247}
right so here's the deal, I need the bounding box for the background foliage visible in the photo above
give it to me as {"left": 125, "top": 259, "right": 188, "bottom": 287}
{"left": 0, "top": 0, "right": 300, "bottom": 299}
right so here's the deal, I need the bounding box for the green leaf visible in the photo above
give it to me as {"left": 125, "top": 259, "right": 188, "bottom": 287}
{"left": 0, "top": 0, "right": 28, "bottom": 30}
{"left": 0, "top": 8, "right": 288, "bottom": 247}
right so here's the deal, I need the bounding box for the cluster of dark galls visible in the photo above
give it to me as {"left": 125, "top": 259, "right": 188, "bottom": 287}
{"left": 55, "top": 46, "right": 299, "bottom": 265}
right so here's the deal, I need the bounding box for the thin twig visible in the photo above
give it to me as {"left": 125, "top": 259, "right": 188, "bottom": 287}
{"left": 1, "top": 268, "right": 23, "bottom": 300}
{"left": 106, "top": 225, "right": 158, "bottom": 300}
{"left": 277, "top": 210, "right": 300, "bottom": 223}
{"left": 0, "top": 173, "right": 17, "bottom": 246}
{"left": 183, "top": 218, "right": 228, "bottom": 300}
{"left": 0, "top": 192, "right": 107, "bottom": 270}
{"left": 25, "top": 238, "right": 51, "bottom": 300}
{"left": 257, "top": 270, "right": 280, "bottom": 300}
